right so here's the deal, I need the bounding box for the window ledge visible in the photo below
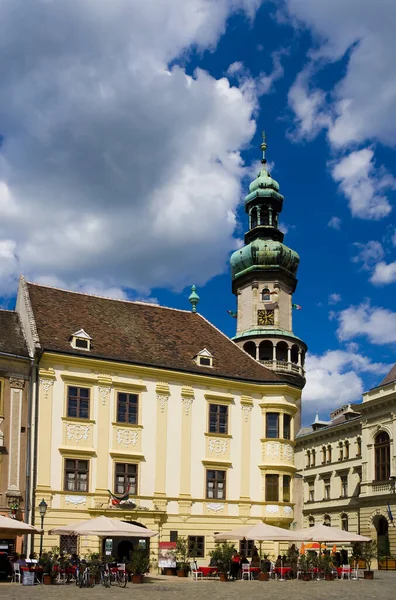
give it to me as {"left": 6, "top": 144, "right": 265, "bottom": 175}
{"left": 112, "top": 422, "right": 143, "bottom": 429}
{"left": 62, "top": 416, "right": 96, "bottom": 424}
{"left": 204, "top": 432, "right": 232, "bottom": 439}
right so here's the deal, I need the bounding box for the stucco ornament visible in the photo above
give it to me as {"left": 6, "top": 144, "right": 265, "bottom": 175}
{"left": 265, "top": 442, "right": 281, "bottom": 458}
{"left": 241, "top": 405, "right": 252, "bottom": 422}
{"left": 209, "top": 439, "right": 228, "bottom": 455}
{"left": 207, "top": 503, "right": 224, "bottom": 513}
{"left": 117, "top": 429, "right": 138, "bottom": 446}
{"left": 66, "top": 424, "right": 90, "bottom": 443}
{"left": 98, "top": 386, "right": 111, "bottom": 406}
{"left": 9, "top": 378, "right": 25, "bottom": 390}
{"left": 65, "top": 496, "right": 87, "bottom": 505}
{"left": 283, "top": 444, "right": 294, "bottom": 461}
{"left": 283, "top": 506, "right": 293, "bottom": 515}
{"left": 266, "top": 505, "right": 279, "bottom": 514}
{"left": 157, "top": 394, "right": 169, "bottom": 413}
{"left": 40, "top": 378, "right": 54, "bottom": 399}
{"left": 181, "top": 397, "right": 193, "bottom": 416}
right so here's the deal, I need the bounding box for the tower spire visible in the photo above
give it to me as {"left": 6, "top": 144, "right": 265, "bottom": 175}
{"left": 261, "top": 130, "right": 267, "bottom": 165}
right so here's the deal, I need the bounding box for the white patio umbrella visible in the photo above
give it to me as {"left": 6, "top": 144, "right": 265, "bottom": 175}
{"left": 214, "top": 521, "right": 309, "bottom": 542}
{"left": 49, "top": 515, "right": 158, "bottom": 537}
{"left": 293, "top": 524, "right": 370, "bottom": 543}
{"left": 0, "top": 514, "right": 42, "bottom": 535}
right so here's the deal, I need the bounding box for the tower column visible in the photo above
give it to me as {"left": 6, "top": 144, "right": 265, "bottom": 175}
{"left": 272, "top": 343, "right": 276, "bottom": 367}
{"left": 256, "top": 344, "right": 259, "bottom": 361}
{"left": 268, "top": 207, "right": 273, "bottom": 226}
{"left": 297, "top": 350, "right": 302, "bottom": 366}
{"left": 257, "top": 207, "right": 261, "bottom": 226}
{"left": 287, "top": 346, "right": 291, "bottom": 370}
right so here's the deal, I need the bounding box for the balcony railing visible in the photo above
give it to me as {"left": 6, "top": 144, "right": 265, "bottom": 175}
{"left": 259, "top": 360, "right": 305, "bottom": 376}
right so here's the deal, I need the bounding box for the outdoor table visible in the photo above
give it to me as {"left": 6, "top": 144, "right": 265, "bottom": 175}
{"left": 198, "top": 567, "right": 218, "bottom": 578}
{"left": 275, "top": 566, "right": 291, "bottom": 578}
{"left": 249, "top": 567, "right": 261, "bottom": 578}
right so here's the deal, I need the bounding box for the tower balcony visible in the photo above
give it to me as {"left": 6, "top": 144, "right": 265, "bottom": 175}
{"left": 259, "top": 359, "right": 305, "bottom": 377}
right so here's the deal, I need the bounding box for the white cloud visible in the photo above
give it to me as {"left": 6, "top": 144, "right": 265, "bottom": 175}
{"left": 328, "top": 293, "right": 341, "bottom": 305}
{"left": 283, "top": 0, "right": 396, "bottom": 220}
{"left": 287, "top": 68, "right": 331, "bottom": 141}
{"left": 332, "top": 149, "right": 394, "bottom": 220}
{"left": 284, "top": 0, "right": 396, "bottom": 148}
{"left": 0, "top": 0, "right": 265, "bottom": 296}
{"left": 303, "top": 349, "right": 389, "bottom": 414}
{"left": 279, "top": 222, "right": 289, "bottom": 235}
{"left": 226, "top": 50, "right": 286, "bottom": 97}
{"left": 392, "top": 229, "right": 396, "bottom": 247}
{"left": 328, "top": 216, "right": 341, "bottom": 230}
{"left": 370, "top": 261, "right": 396, "bottom": 286}
{"left": 336, "top": 301, "right": 396, "bottom": 345}
{"left": 352, "top": 240, "right": 384, "bottom": 270}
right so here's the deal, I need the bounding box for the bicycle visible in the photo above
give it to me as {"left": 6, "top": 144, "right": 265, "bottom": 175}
{"left": 99, "top": 563, "right": 111, "bottom": 587}
{"left": 109, "top": 564, "right": 127, "bottom": 587}
{"left": 76, "top": 562, "right": 94, "bottom": 588}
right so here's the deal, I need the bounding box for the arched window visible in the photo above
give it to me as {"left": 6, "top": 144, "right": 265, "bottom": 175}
{"left": 251, "top": 208, "right": 257, "bottom": 229}
{"left": 341, "top": 513, "right": 348, "bottom": 531}
{"left": 375, "top": 431, "right": 390, "bottom": 481}
{"left": 258, "top": 340, "right": 273, "bottom": 361}
{"left": 243, "top": 341, "right": 256, "bottom": 359}
{"left": 262, "top": 288, "right": 271, "bottom": 302}
{"left": 308, "top": 516, "right": 315, "bottom": 528}
{"left": 323, "top": 514, "right": 331, "bottom": 527}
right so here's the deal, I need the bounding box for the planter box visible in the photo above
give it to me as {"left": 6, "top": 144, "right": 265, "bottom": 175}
{"left": 363, "top": 570, "right": 374, "bottom": 580}
{"left": 132, "top": 574, "right": 144, "bottom": 584}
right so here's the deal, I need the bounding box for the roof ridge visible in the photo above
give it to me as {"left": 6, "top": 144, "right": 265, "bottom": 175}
{"left": 196, "top": 312, "right": 281, "bottom": 381}
{"left": 25, "top": 280, "right": 192, "bottom": 314}
{"left": 0, "top": 308, "right": 15, "bottom": 313}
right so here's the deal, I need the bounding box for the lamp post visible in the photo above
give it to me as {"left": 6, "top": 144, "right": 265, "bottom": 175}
{"left": 38, "top": 498, "right": 48, "bottom": 557}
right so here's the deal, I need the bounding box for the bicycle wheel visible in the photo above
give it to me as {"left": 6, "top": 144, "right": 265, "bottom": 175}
{"left": 109, "top": 571, "right": 117, "bottom": 586}
{"left": 117, "top": 571, "right": 127, "bottom": 588}
{"left": 79, "top": 573, "right": 85, "bottom": 588}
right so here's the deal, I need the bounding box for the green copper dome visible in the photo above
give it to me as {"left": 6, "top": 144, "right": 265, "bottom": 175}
{"left": 248, "top": 166, "right": 280, "bottom": 194}
{"left": 230, "top": 238, "right": 300, "bottom": 281}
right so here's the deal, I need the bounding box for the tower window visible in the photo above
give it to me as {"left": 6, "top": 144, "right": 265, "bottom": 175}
{"left": 262, "top": 288, "right": 271, "bottom": 302}
{"left": 251, "top": 208, "right": 257, "bottom": 229}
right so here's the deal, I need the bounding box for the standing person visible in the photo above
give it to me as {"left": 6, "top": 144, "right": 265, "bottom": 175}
{"left": 230, "top": 549, "right": 241, "bottom": 580}
{"left": 340, "top": 548, "right": 348, "bottom": 565}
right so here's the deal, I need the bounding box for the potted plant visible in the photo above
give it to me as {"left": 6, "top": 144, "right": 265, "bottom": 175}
{"left": 360, "top": 540, "right": 377, "bottom": 579}
{"left": 126, "top": 548, "right": 150, "bottom": 584}
{"left": 175, "top": 536, "right": 190, "bottom": 577}
{"left": 39, "top": 552, "right": 55, "bottom": 585}
{"left": 258, "top": 557, "right": 270, "bottom": 581}
{"left": 209, "top": 542, "right": 235, "bottom": 582}
{"left": 298, "top": 554, "right": 312, "bottom": 581}
{"left": 320, "top": 554, "right": 334, "bottom": 581}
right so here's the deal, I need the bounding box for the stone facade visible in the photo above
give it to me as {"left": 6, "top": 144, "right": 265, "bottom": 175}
{"left": 295, "top": 367, "right": 396, "bottom": 559}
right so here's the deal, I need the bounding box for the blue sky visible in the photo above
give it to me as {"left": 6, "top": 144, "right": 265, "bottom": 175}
{"left": 0, "top": 1, "right": 395, "bottom": 424}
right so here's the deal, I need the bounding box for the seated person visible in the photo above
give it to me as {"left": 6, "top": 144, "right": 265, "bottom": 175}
{"left": 240, "top": 552, "right": 249, "bottom": 565}
{"left": 275, "top": 555, "right": 282, "bottom": 568}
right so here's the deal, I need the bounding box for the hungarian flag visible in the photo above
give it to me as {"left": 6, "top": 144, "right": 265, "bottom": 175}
{"left": 292, "top": 304, "right": 302, "bottom": 310}
{"left": 108, "top": 486, "right": 130, "bottom": 506}
{"left": 227, "top": 310, "right": 237, "bottom": 318}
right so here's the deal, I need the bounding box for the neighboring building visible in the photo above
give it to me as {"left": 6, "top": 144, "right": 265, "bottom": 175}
{"left": 0, "top": 310, "right": 31, "bottom": 554}
{"left": 295, "top": 364, "right": 396, "bottom": 558}
{"left": 16, "top": 276, "right": 303, "bottom": 562}
{"left": 230, "top": 133, "right": 307, "bottom": 412}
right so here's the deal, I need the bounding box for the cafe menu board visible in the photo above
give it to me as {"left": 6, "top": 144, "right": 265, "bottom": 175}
{"left": 158, "top": 542, "right": 176, "bottom": 568}
{"left": 22, "top": 571, "right": 35, "bottom": 586}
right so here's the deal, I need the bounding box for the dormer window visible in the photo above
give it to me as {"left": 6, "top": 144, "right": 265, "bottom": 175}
{"left": 71, "top": 329, "right": 92, "bottom": 351}
{"left": 194, "top": 348, "right": 213, "bottom": 368}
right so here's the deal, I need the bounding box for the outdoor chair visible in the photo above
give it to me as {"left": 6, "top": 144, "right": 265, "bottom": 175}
{"left": 350, "top": 563, "right": 359, "bottom": 580}
{"left": 340, "top": 565, "right": 351, "bottom": 579}
{"left": 241, "top": 564, "right": 252, "bottom": 580}
{"left": 12, "top": 563, "right": 21, "bottom": 583}
{"left": 190, "top": 561, "right": 203, "bottom": 580}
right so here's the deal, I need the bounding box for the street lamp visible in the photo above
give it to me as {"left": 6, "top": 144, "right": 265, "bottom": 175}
{"left": 38, "top": 499, "right": 48, "bottom": 557}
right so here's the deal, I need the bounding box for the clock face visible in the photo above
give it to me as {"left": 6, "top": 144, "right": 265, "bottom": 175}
{"left": 257, "top": 309, "right": 274, "bottom": 326}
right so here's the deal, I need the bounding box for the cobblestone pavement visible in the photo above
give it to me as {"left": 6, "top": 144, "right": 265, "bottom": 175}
{"left": 2, "top": 573, "right": 396, "bottom": 600}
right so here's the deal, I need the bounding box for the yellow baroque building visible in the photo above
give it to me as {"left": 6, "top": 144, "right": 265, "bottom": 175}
{"left": 16, "top": 276, "right": 302, "bottom": 562}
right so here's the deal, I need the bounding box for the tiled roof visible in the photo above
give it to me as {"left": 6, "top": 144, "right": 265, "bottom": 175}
{"left": 26, "top": 282, "right": 284, "bottom": 384}
{"left": 0, "top": 310, "right": 30, "bottom": 358}
{"left": 379, "top": 364, "right": 396, "bottom": 387}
